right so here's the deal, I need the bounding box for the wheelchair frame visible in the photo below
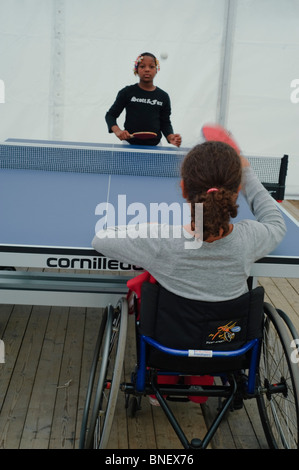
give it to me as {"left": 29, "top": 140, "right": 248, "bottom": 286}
{"left": 79, "top": 293, "right": 299, "bottom": 450}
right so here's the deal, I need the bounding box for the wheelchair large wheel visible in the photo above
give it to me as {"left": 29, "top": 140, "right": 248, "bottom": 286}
{"left": 257, "top": 303, "right": 299, "bottom": 449}
{"left": 79, "top": 297, "right": 128, "bottom": 449}
{"left": 79, "top": 306, "right": 108, "bottom": 448}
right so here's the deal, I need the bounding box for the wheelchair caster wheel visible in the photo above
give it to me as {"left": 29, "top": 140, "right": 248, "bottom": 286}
{"left": 128, "top": 396, "right": 141, "bottom": 418}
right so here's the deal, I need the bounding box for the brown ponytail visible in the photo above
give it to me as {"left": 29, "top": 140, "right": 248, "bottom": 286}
{"left": 181, "top": 141, "right": 242, "bottom": 240}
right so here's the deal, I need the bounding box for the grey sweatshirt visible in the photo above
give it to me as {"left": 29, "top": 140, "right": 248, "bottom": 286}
{"left": 92, "top": 166, "right": 286, "bottom": 301}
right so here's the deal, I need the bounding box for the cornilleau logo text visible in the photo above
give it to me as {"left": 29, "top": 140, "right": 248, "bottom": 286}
{"left": 46, "top": 256, "right": 142, "bottom": 271}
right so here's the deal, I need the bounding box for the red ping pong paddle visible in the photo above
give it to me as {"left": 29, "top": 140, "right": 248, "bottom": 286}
{"left": 129, "top": 131, "right": 157, "bottom": 140}
{"left": 201, "top": 124, "right": 240, "bottom": 154}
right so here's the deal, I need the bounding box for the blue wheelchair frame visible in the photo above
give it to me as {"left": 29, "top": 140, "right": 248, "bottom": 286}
{"left": 136, "top": 335, "right": 260, "bottom": 396}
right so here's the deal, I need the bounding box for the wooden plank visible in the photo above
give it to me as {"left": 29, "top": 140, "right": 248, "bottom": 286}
{"left": 49, "top": 306, "right": 87, "bottom": 449}
{"left": 19, "top": 306, "right": 69, "bottom": 449}
{"left": 0, "top": 304, "right": 49, "bottom": 449}
{"left": 243, "top": 400, "right": 269, "bottom": 449}
{"left": 281, "top": 200, "right": 299, "bottom": 220}
{"left": 288, "top": 278, "right": 299, "bottom": 298}
{"left": 225, "top": 404, "right": 263, "bottom": 449}
{"left": 0, "top": 303, "right": 14, "bottom": 337}
{"left": 258, "top": 277, "right": 299, "bottom": 332}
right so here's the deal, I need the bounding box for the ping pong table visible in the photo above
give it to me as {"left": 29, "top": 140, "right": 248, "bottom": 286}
{"left": 0, "top": 139, "right": 298, "bottom": 307}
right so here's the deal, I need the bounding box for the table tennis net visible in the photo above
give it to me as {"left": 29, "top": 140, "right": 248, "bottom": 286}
{"left": 0, "top": 142, "right": 288, "bottom": 199}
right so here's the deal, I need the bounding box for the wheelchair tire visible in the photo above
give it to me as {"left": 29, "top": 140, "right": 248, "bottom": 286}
{"left": 79, "top": 306, "right": 108, "bottom": 448}
{"left": 79, "top": 298, "right": 128, "bottom": 449}
{"left": 256, "top": 302, "right": 299, "bottom": 449}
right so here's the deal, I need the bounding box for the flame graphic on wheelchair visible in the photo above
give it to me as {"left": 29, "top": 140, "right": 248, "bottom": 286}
{"left": 209, "top": 321, "right": 239, "bottom": 343}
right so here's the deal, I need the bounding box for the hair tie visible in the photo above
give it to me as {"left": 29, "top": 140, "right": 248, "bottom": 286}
{"left": 133, "top": 53, "right": 160, "bottom": 75}
{"left": 207, "top": 187, "right": 219, "bottom": 194}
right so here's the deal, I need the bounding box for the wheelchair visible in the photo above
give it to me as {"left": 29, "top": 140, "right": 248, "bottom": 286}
{"left": 79, "top": 282, "right": 299, "bottom": 449}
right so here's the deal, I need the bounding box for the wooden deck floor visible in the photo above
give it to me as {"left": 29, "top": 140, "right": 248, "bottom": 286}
{"left": 0, "top": 201, "right": 298, "bottom": 450}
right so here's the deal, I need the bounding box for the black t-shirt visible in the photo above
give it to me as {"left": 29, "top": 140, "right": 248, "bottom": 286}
{"left": 105, "top": 84, "right": 174, "bottom": 146}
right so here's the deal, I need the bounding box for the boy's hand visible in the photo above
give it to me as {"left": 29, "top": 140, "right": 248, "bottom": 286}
{"left": 112, "top": 126, "right": 131, "bottom": 141}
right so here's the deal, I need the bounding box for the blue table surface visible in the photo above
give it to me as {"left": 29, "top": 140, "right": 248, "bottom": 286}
{"left": 0, "top": 166, "right": 298, "bottom": 261}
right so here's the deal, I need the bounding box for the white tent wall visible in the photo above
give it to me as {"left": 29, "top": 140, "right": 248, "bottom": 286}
{"left": 0, "top": 1, "right": 53, "bottom": 139}
{"left": 226, "top": 0, "right": 299, "bottom": 198}
{"left": 0, "top": 0, "right": 298, "bottom": 197}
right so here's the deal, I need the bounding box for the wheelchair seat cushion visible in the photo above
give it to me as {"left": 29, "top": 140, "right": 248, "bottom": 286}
{"left": 139, "top": 283, "right": 264, "bottom": 374}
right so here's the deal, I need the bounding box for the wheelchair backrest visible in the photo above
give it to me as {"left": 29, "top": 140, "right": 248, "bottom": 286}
{"left": 139, "top": 283, "right": 265, "bottom": 373}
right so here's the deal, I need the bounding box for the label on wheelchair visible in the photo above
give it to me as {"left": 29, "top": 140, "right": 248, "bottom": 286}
{"left": 188, "top": 349, "right": 213, "bottom": 358}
